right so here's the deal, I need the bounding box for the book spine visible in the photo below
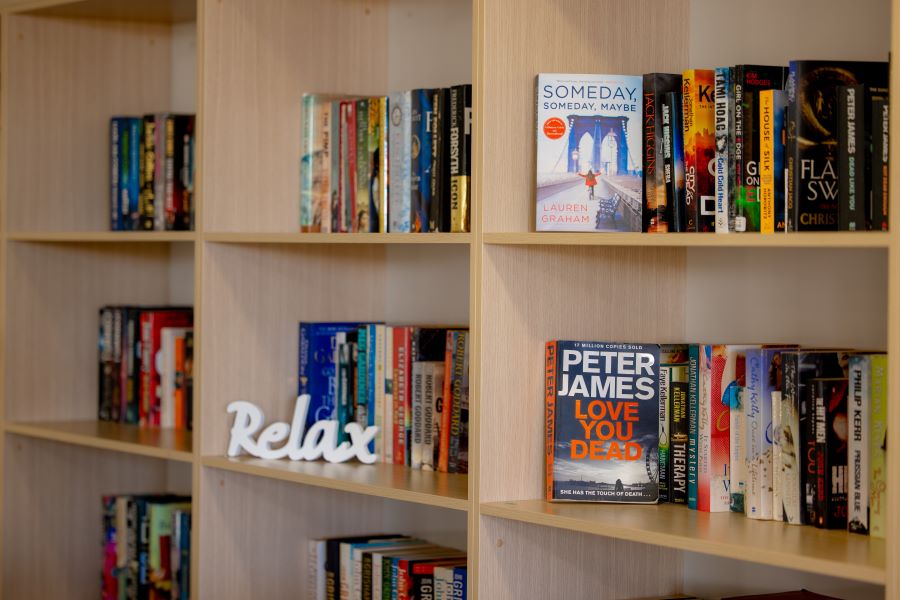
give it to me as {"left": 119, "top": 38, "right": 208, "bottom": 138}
{"left": 697, "top": 345, "right": 711, "bottom": 511}
{"left": 112, "top": 309, "right": 123, "bottom": 422}
{"left": 300, "top": 95, "right": 314, "bottom": 232}
{"left": 759, "top": 90, "right": 775, "bottom": 233}
{"left": 745, "top": 350, "right": 762, "bottom": 518}
{"left": 99, "top": 308, "right": 113, "bottom": 421}
{"left": 658, "top": 365, "right": 671, "bottom": 501}
{"left": 397, "top": 328, "right": 412, "bottom": 465}
{"left": 357, "top": 327, "right": 369, "bottom": 429}
{"left": 732, "top": 66, "right": 745, "bottom": 231}
{"left": 871, "top": 98, "right": 889, "bottom": 230}
{"left": 870, "top": 354, "right": 887, "bottom": 537}
{"left": 662, "top": 92, "right": 685, "bottom": 232}
{"left": 164, "top": 115, "right": 176, "bottom": 230}
{"left": 389, "top": 92, "right": 413, "bottom": 232}
{"left": 139, "top": 116, "right": 155, "bottom": 230}
{"left": 714, "top": 67, "right": 731, "bottom": 233}
{"left": 356, "top": 98, "right": 370, "bottom": 234}
{"left": 545, "top": 341, "right": 558, "bottom": 500}
{"left": 772, "top": 389, "right": 783, "bottom": 521}
{"left": 848, "top": 355, "right": 870, "bottom": 533}
{"left": 448, "top": 331, "right": 467, "bottom": 473}
{"left": 308, "top": 539, "right": 319, "bottom": 600}
{"left": 642, "top": 76, "right": 661, "bottom": 232}
{"left": 422, "top": 362, "right": 436, "bottom": 470}
{"left": 838, "top": 86, "right": 866, "bottom": 230}
{"left": 803, "top": 369, "right": 819, "bottom": 526}
{"left": 154, "top": 114, "right": 167, "bottom": 231}
{"left": 438, "top": 332, "right": 454, "bottom": 473}
{"left": 384, "top": 327, "right": 394, "bottom": 464}
{"left": 411, "top": 361, "right": 425, "bottom": 469}
{"left": 414, "top": 89, "right": 434, "bottom": 232}
{"left": 367, "top": 325, "right": 377, "bottom": 453}
{"left": 780, "top": 352, "right": 802, "bottom": 524}
{"left": 729, "top": 384, "right": 746, "bottom": 514}
{"left": 814, "top": 380, "right": 828, "bottom": 527}
{"left": 687, "top": 344, "right": 699, "bottom": 509}
{"left": 314, "top": 100, "right": 333, "bottom": 233}
{"left": 670, "top": 364, "right": 689, "bottom": 504}
{"left": 429, "top": 88, "right": 445, "bottom": 232}
{"left": 374, "top": 325, "right": 385, "bottom": 459}
{"left": 682, "top": 70, "right": 716, "bottom": 232}
{"left": 450, "top": 85, "right": 472, "bottom": 233}
{"left": 111, "top": 119, "right": 121, "bottom": 230}
{"left": 345, "top": 101, "right": 357, "bottom": 233}
{"left": 773, "top": 91, "right": 787, "bottom": 232}
{"left": 785, "top": 64, "right": 798, "bottom": 231}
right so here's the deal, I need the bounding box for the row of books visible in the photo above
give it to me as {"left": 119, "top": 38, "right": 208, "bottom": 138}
{"left": 109, "top": 114, "right": 196, "bottom": 231}
{"left": 299, "top": 323, "right": 469, "bottom": 473}
{"left": 535, "top": 60, "right": 889, "bottom": 233}
{"left": 544, "top": 342, "right": 888, "bottom": 537}
{"left": 307, "top": 533, "right": 466, "bottom": 600}
{"left": 299, "top": 85, "right": 472, "bottom": 234}
{"left": 102, "top": 494, "right": 191, "bottom": 600}
{"left": 98, "top": 307, "right": 194, "bottom": 430}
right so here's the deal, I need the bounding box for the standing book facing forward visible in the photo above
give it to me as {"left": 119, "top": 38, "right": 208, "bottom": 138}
{"left": 545, "top": 341, "right": 660, "bottom": 503}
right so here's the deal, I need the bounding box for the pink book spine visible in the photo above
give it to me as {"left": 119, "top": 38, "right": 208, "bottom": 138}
{"left": 697, "top": 345, "right": 711, "bottom": 511}
{"left": 709, "top": 346, "right": 731, "bottom": 512}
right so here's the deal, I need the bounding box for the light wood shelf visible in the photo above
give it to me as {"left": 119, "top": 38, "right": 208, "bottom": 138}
{"left": 202, "top": 455, "right": 469, "bottom": 512}
{"left": 204, "top": 232, "right": 472, "bottom": 245}
{"left": 7, "top": 231, "right": 197, "bottom": 243}
{"left": 481, "top": 500, "right": 886, "bottom": 586}
{"left": 4, "top": 420, "right": 194, "bottom": 463}
{"left": 484, "top": 231, "right": 891, "bottom": 248}
{"left": 4, "top": 0, "right": 196, "bottom": 23}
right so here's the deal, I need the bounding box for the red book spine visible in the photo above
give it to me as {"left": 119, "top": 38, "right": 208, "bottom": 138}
{"left": 347, "top": 102, "right": 358, "bottom": 232}
{"left": 438, "top": 332, "right": 454, "bottom": 472}
{"left": 140, "top": 313, "right": 154, "bottom": 427}
{"left": 393, "top": 327, "right": 410, "bottom": 464}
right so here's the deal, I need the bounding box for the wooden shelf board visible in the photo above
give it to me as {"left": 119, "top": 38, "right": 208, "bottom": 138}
{"left": 203, "top": 232, "right": 472, "bottom": 245}
{"left": 484, "top": 232, "right": 891, "bottom": 248}
{"left": 202, "top": 455, "right": 469, "bottom": 511}
{"left": 6, "top": 231, "right": 196, "bottom": 243}
{"left": 4, "top": 420, "right": 193, "bottom": 462}
{"left": 6, "top": 0, "right": 196, "bottom": 23}
{"left": 480, "top": 500, "right": 885, "bottom": 585}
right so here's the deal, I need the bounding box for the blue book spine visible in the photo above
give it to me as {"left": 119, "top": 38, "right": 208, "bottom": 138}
{"left": 416, "top": 89, "right": 434, "bottom": 232}
{"left": 298, "top": 322, "right": 312, "bottom": 396}
{"left": 367, "top": 324, "right": 377, "bottom": 452}
{"left": 110, "top": 118, "right": 121, "bottom": 230}
{"left": 772, "top": 90, "right": 787, "bottom": 232}
{"left": 688, "top": 344, "right": 699, "bottom": 509}
{"left": 391, "top": 558, "right": 400, "bottom": 600}
{"left": 125, "top": 118, "right": 142, "bottom": 230}
{"left": 300, "top": 322, "right": 365, "bottom": 429}
{"left": 179, "top": 512, "right": 191, "bottom": 600}
{"left": 452, "top": 567, "right": 466, "bottom": 599}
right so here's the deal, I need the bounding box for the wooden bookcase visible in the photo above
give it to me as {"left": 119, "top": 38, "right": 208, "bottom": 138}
{"left": 0, "top": 0, "right": 895, "bottom": 599}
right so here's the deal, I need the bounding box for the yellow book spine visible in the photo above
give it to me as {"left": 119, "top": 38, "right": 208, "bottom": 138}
{"left": 759, "top": 90, "right": 774, "bottom": 234}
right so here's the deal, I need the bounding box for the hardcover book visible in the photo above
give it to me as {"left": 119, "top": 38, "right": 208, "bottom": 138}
{"left": 545, "top": 341, "right": 660, "bottom": 503}
{"left": 786, "top": 60, "right": 888, "bottom": 230}
{"left": 682, "top": 69, "right": 716, "bottom": 232}
{"left": 535, "top": 74, "right": 643, "bottom": 232}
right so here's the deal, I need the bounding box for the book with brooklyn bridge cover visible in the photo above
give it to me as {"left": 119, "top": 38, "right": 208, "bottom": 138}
{"left": 535, "top": 74, "right": 643, "bottom": 232}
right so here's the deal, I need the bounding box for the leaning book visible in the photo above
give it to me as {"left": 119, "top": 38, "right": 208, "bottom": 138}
{"left": 535, "top": 74, "right": 643, "bottom": 232}
{"left": 545, "top": 341, "right": 660, "bottom": 503}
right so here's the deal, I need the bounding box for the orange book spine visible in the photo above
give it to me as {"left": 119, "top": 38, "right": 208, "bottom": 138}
{"left": 438, "top": 332, "right": 454, "bottom": 472}
{"left": 545, "top": 341, "right": 558, "bottom": 501}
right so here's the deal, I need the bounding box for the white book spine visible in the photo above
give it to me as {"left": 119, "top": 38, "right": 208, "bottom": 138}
{"left": 308, "top": 539, "right": 319, "bottom": 600}
{"left": 422, "top": 362, "right": 436, "bottom": 470}
{"left": 745, "top": 351, "right": 763, "bottom": 519}
{"left": 388, "top": 92, "right": 412, "bottom": 232}
{"left": 848, "top": 355, "right": 870, "bottom": 533}
{"left": 339, "top": 543, "right": 352, "bottom": 600}
{"left": 781, "top": 354, "right": 803, "bottom": 524}
{"left": 772, "top": 390, "right": 783, "bottom": 521}
{"left": 352, "top": 547, "right": 363, "bottom": 600}
{"left": 372, "top": 554, "right": 382, "bottom": 600}
{"left": 729, "top": 386, "right": 746, "bottom": 512}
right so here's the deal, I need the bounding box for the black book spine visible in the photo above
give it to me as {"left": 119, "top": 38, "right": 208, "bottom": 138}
{"left": 99, "top": 307, "right": 113, "bottom": 421}
{"left": 733, "top": 66, "right": 746, "bottom": 230}
{"left": 871, "top": 97, "right": 889, "bottom": 231}
{"left": 825, "top": 379, "right": 849, "bottom": 529}
{"left": 185, "top": 330, "right": 194, "bottom": 431}
{"left": 139, "top": 115, "right": 156, "bottom": 230}
{"left": 670, "top": 367, "right": 689, "bottom": 504}
{"left": 414, "top": 572, "right": 435, "bottom": 600}
{"left": 110, "top": 307, "right": 123, "bottom": 422}
{"left": 838, "top": 85, "right": 866, "bottom": 230}
{"left": 127, "top": 308, "right": 142, "bottom": 425}
{"left": 325, "top": 540, "right": 340, "bottom": 600}
{"left": 439, "top": 88, "right": 452, "bottom": 232}
{"left": 362, "top": 553, "right": 373, "bottom": 600}
{"left": 662, "top": 92, "right": 685, "bottom": 232}
{"left": 803, "top": 373, "right": 819, "bottom": 526}
{"left": 459, "top": 84, "right": 473, "bottom": 233}
{"left": 642, "top": 75, "right": 659, "bottom": 232}
{"left": 813, "top": 379, "right": 828, "bottom": 527}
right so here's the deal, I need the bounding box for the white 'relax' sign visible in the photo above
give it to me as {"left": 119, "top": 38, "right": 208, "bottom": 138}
{"left": 227, "top": 394, "right": 378, "bottom": 464}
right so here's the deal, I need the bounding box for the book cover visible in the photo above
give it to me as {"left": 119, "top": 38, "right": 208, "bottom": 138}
{"left": 786, "top": 60, "right": 888, "bottom": 230}
{"left": 813, "top": 377, "right": 849, "bottom": 529}
{"left": 661, "top": 92, "right": 686, "bottom": 232}
{"left": 697, "top": 344, "right": 731, "bottom": 512}
{"left": 157, "top": 327, "right": 190, "bottom": 429}
{"left": 714, "top": 67, "right": 731, "bottom": 232}
{"left": 721, "top": 346, "right": 751, "bottom": 514}
{"left": 535, "top": 73, "right": 643, "bottom": 232}
{"left": 837, "top": 85, "right": 866, "bottom": 231}
{"left": 642, "top": 73, "right": 681, "bottom": 232}
{"left": 847, "top": 354, "right": 871, "bottom": 534}
{"left": 870, "top": 354, "right": 887, "bottom": 537}
{"left": 733, "top": 66, "right": 787, "bottom": 232}
{"left": 368, "top": 97, "right": 389, "bottom": 233}
{"left": 140, "top": 310, "right": 193, "bottom": 428}
{"left": 870, "top": 96, "right": 889, "bottom": 230}
{"left": 545, "top": 341, "right": 660, "bottom": 503}
{"left": 682, "top": 69, "right": 716, "bottom": 232}
{"left": 389, "top": 91, "right": 413, "bottom": 232}
{"left": 449, "top": 84, "right": 472, "bottom": 233}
